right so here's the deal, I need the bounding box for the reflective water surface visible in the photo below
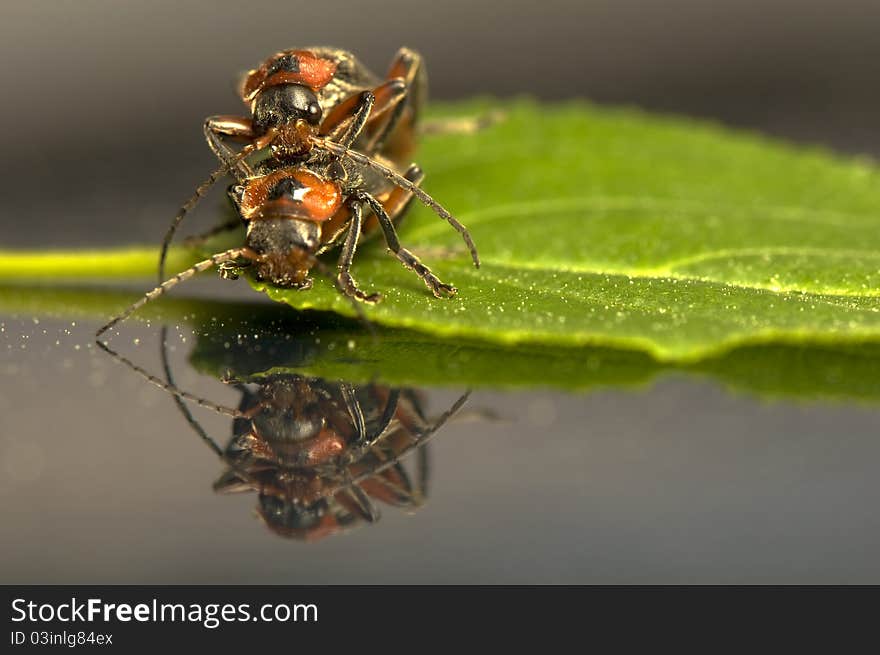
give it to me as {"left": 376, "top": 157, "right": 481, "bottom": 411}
{"left": 5, "top": 0, "right": 880, "bottom": 586}
{"left": 2, "top": 310, "right": 879, "bottom": 584}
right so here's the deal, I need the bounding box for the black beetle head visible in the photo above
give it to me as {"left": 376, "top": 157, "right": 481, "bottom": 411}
{"left": 252, "top": 84, "right": 322, "bottom": 133}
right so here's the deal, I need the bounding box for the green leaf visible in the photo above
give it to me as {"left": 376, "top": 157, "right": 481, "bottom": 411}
{"left": 4, "top": 100, "right": 880, "bottom": 362}
{"left": 252, "top": 100, "right": 880, "bottom": 362}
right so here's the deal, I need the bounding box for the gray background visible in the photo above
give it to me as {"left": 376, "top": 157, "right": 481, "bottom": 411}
{"left": 2, "top": 0, "right": 880, "bottom": 583}
{"left": 3, "top": 0, "right": 880, "bottom": 246}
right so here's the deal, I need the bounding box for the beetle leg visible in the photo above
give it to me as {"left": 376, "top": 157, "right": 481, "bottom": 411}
{"left": 360, "top": 78, "right": 408, "bottom": 150}
{"left": 322, "top": 77, "right": 417, "bottom": 159}
{"left": 352, "top": 163, "right": 424, "bottom": 242}
{"left": 204, "top": 115, "right": 256, "bottom": 179}
{"left": 323, "top": 91, "right": 375, "bottom": 150}
{"left": 340, "top": 388, "right": 402, "bottom": 465}
{"left": 370, "top": 388, "right": 401, "bottom": 443}
{"left": 356, "top": 189, "right": 457, "bottom": 298}
{"left": 366, "top": 48, "right": 425, "bottom": 157}
{"left": 347, "top": 485, "right": 382, "bottom": 522}
{"left": 320, "top": 73, "right": 410, "bottom": 139}
{"left": 321, "top": 78, "right": 412, "bottom": 155}
{"left": 362, "top": 460, "right": 421, "bottom": 507}
{"left": 386, "top": 47, "right": 425, "bottom": 105}
{"left": 340, "top": 382, "right": 368, "bottom": 444}
{"left": 336, "top": 200, "right": 383, "bottom": 303}
{"left": 332, "top": 391, "right": 469, "bottom": 501}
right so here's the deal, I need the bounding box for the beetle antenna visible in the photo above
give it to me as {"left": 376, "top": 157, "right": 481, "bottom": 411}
{"left": 158, "top": 325, "right": 271, "bottom": 491}
{"left": 97, "top": 247, "right": 255, "bottom": 340}
{"left": 412, "top": 389, "right": 472, "bottom": 441}
{"left": 158, "top": 142, "right": 259, "bottom": 282}
{"left": 307, "top": 135, "right": 480, "bottom": 268}
{"left": 159, "top": 325, "right": 231, "bottom": 453}
{"left": 94, "top": 338, "right": 245, "bottom": 418}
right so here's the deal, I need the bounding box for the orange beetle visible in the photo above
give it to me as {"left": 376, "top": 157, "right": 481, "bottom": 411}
{"left": 97, "top": 48, "right": 480, "bottom": 340}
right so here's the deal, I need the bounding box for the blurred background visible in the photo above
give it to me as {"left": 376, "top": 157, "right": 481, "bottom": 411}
{"left": 3, "top": 1, "right": 880, "bottom": 584}
{"left": 3, "top": 0, "right": 880, "bottom": 246}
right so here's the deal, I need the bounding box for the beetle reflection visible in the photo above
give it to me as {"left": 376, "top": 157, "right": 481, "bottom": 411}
{"left": 142, "top": 329, "right": 469, "bottom": 541}
{"left": 212, "top": 374, "right": 466, "bottom": 540}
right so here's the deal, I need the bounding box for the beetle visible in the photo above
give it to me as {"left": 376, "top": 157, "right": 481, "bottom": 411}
{"left": 96, "top": 47, "right": 479, "bottom": 341}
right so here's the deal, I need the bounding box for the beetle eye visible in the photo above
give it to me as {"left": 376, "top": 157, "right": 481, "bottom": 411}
{"left": 306, "top": 102, "right": 322, "bottom": 125}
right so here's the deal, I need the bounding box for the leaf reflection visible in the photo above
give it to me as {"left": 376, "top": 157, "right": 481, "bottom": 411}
{"left": 3, "top": 285, "right": 880, "bottom": 402}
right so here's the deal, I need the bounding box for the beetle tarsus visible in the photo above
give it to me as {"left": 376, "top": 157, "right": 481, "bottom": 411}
{"left": 338, "top": 271, "right": 383, "bottom": 304}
